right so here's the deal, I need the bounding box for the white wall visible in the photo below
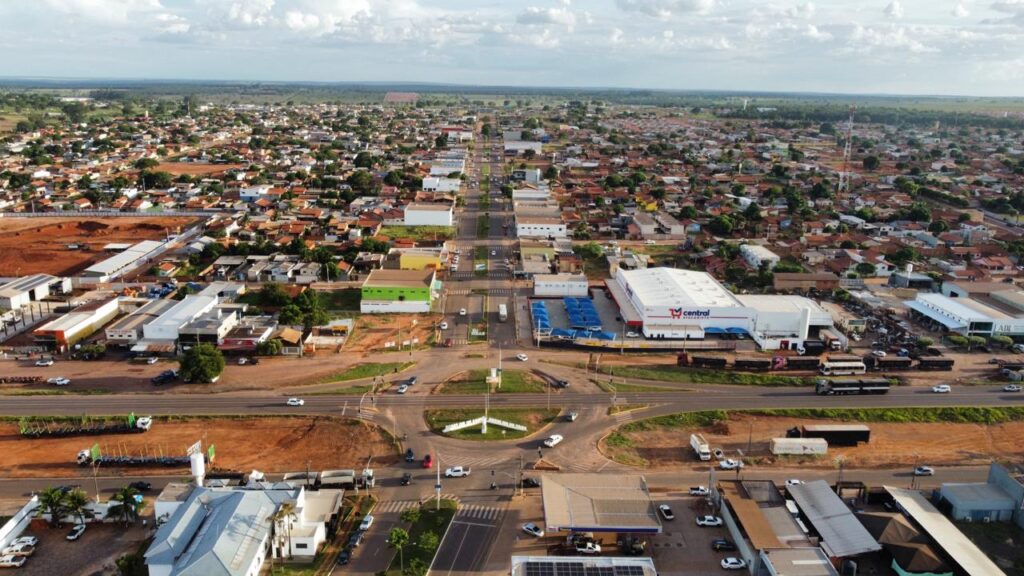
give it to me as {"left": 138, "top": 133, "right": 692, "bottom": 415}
{"left": 534, "top": 276, "right": 588, "bottom": 297}
{"left": 516, "top": 222, "right": 566, "bottom": 238}
{"left": 405, "top": 207, "right": 453, "bottom": 227}
{"left": 360, "top": 300, "right": 432, "bottom": 314}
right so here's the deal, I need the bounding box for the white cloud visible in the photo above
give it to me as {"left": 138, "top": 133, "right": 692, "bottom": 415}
{"left": 155, "top": 12, "right": 190, "bottom": 35}
{"left": 884, "top": 0, "right": 904, "bottom": 19}
{"left": 39, "top": 0, "right": 164, "bottom": 23}
{"left": 284, "top": 10, "right": 320, "bottom": 32}
{"left": 228, "top": 0, "right": 275, "bottom": 27}
{"left": 610, "top": 27, "right": 625, "bottom": 44}
{"left": 953, "top": 2, "right": 970, "bottom": 17}
{"left": 516, "top": 6, "right": 577, "bottom": 30}
{"left": 615, "top": 0, "right": 716, "bottom": 19}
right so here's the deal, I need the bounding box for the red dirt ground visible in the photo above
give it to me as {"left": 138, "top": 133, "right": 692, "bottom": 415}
{"left": 0, "top": 217, "right": 198, "bottom": 276}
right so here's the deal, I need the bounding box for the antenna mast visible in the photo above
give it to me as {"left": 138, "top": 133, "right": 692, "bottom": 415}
{"left": 836, "top": 105, "right": 856, "bottom": 195}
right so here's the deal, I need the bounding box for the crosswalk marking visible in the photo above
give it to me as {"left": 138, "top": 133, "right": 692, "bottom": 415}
{"left": 456, "top": 504, "right": 502, "bottom": 522}
{"left": 613, "top": 411, "right": 634, "bottom": 423}
{"left": 375, "top": 500, "right": 420, "bottom": 514}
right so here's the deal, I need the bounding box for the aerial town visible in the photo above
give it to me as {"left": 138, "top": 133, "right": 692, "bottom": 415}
{"left": 2, "top": 80, "right": 1024, "bottom": 576}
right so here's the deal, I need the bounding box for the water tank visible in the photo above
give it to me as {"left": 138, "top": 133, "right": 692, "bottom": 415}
{"left": 190, "top": 451, "right": 206, "bottom": 487}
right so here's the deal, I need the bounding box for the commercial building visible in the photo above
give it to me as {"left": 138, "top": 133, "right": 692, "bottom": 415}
{"left": 740, "top": 244, "right": 781, "bottom": 270}
{"left": 0, "top": 274, "right": 71, "bottom": 309}
{"left": 937, "top": 463, "right": 1024, "bottom": 527}
{"left": 904, "top": 292, "right": 1024, "bottom": 337}
{"left": 607, "top": 268, "right": 833, "bottom": 350}
{"left": 32, "top": 297, "right": 119, "bottom": 351}
{"left": 421, "top": 177, "right": 461, "bottom": 193}
{"left": 81, "top": 240, "right": 166, "bottom": 281}
{"left": 105, "top": 299, "right": 176, "bottom": 346}
{"left": 885, "top": 486, "right": 1006, "bottom": 576}
{"left": 533, "top": 274, "right": 589, "bottom": 297}
{"left": 403, "top": 202, "right": 454, "bottom": 226}
{"left": 360, "top": 269, "right": 438, "bottom": 314}
{"left": 146, "top": 483, "right": 342, "bottom": 576}
{"left": 510, "top": 557, "right": 657, "bottom": 576}
{"left": 130, "top": 294, "right": 246, "bottom": 353}
{"left": 515, "top": 217, "right": 567, "bottom": 239}
{"left": 386, "top": 247, "right": 446, "bottom": 271}
{"left": 786, "top": 480, "right": 881, "bottom": 559}
{"left": 773, "top": 273, "right": 840, "bottom": 293}
{"left": 541, "top": 473, "right": 661, "bottom": 534}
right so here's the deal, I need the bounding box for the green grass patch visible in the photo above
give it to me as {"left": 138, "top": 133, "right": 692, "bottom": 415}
{"left": 425, "top": 408, "right": 559, "bottom": 441}
{"left": 1, "top": 388, "right": 114, "bottom": 396}
{"left": 385, "top": 500, "right": 458, "bottom": 576}
{"left": 593, "top": 379, "right": 674, "bottom": 393}
{"left": 439, "top": 369, "right": 542, "bottom": 394}
{"left": 315, "top": 362, "right": 414, "bottom": 384}
{"left": 318, "top": 289, "right": 361, "bottom": 311}
{"left": 378, "top": 225, "right": 455, "bottom": 241}
{"left": 309, "top": 384, "right": 375, "bottom": 396}
{"left": 477, "top": 216, "right": 490, "bottom": 239}
{"left": 595, "top": 364, "right": 809, "bottom": 387}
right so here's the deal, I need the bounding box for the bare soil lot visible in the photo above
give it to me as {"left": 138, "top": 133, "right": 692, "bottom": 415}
{"left": 0, "top": 416, "right": 397, "bottom": 478}
{"left": 17, "top": 519, "right": 148, "bottom": 576}
{"left": 345, "top": 314, "right": 440, "bottom": 354}
{"left": 601, "top": 413, "right": 1024, "bottom": 470}
{"left": 0, "top": 216, "right": 198, "bottom": 276}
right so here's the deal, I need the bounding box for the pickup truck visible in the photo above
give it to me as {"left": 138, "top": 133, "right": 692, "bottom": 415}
{"left": 444, "top": 466, "right": 471, "bottom": 478}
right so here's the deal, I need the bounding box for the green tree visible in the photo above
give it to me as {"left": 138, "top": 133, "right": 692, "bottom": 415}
{"left": 400, "top": 508, "right": 421, "bottom": 524}
{"left": 257, "top": 339, "right": 283, "bottom": 356}
{"left": 107, "top": 486, "right": 142, "bottom": 526}
{"left": 947, "top": 334, "right": 969, "bottom": 347}
{"left": 419, "top": 530, "right": 439, "bottom": 552}
{"left": 989, "top": 335, "right": 1014, "bottom": 348}
{"left": 389, "top": 527, "right": 410, "bottom": 573}
{"left": 854, "top": 262, "right": 877, "bottom": 277}
{"left": 354, "top": 152, "right": 375, "bottom": 168}
{"left": 915, "top": 337, "right": 934, "bottom": 349}
{"left": 862, "top": 155, "right": 880, "bottom": 171}
{"left": 36, "top": 487, "right": 69, "bottom": 527}
{"left": 258, "top": 283, "right": 291, "bottom": 307}
{"left": 268, "top": 502, "right": 298, "bottom": 560}
{"left": 708, "top": 215, "right": 734, "bottom": 236}
{"left": 179, "top": 343, "right": 225, "bottom": 384}
{"left": 405, "top": 557, "right": 428, "bottom": 576}
{"left": 278, "top": 304, "right": 303, "bottom": 325}
{"left": 574, "top": 242, "right": 603, "bottom": 260}
{"left": 63, "top": 488, "right": 95, "bottom": 526}
{"left": 134, "top": 158, "right": 160, "bottom": 170}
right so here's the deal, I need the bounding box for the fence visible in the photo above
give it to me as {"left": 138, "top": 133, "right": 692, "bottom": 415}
{"left": 0, "top": 210, "right": 221, "bottom": 218}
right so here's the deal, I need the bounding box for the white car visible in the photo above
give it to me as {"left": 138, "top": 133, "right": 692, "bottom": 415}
{"left": 658, "top": 504, "right": 675, "bottom": 521}
{"left": 147, "top": 357, "right": 159, "bottom": 365}
{"left": 0, "top": 543, "right": 33, "bottom": 557}
{"left": 785, "top": 479, "right": 804, "bottom": 487}
{"left": 516, "top": 353, "right": 529, "bottom": 361}
{"left": 689, "top": 486, "right": 709, "bottom": 496}
{"left": 1003, "top": 384, "right": 1022, "bottom": 392}
{"left": 490, "top": 250, "right": 497, "bottom": 256}
{"left": 359, "top": 515, "right": 374, "bottom": 531}
{"left": 440, "top": 322, "right": 449, "bottom": 330}
{"left": 66, "top": 524, "right": 86, "bottom": 541}
{"left": 397, "top": 384, "right": 409, "bottom": 394}
{"left": 521, "top": 522, "right": 544, "bottom": 537}
{"left": 914, "top": 466, "right": 935, "bottom": 476}
{"left": 932, "top": 384, "right": 952, "bottom": 394}
{"left": 9, "top": 537, "right": 37, "bottom": 548}
{"left": 721, "top": 557, "right": 747, "bottom": 570}
{"left": 626, "top": 331, "right": 639, "bottom": 338}
{"left": 286, "top": 397, "right": 305, "bottom": 406}
{"left": 574, "top": 541, "right": 601, "bottom": 554}
{"left": 47, "top": 377, "right": 71, "bottom": 386}
{"left": 696, "top": 515, "right": 723, "bottom": 527}
{"left": 0, "top": 555, "right": 26, "bottom": 568}
{"left": 459, "top": 308, "right": 467, "bottom": 316}
{"left": 35, "top": 359, "right": 54, "bottom": 367}
{"left": 719, "top": 459, "right": 743, "bottom": 470}
{"left": 871, "top": 350, "right": 887, "bottom": 358}
{"left": 542, "top": 434, "right": 564, "bottom": 448}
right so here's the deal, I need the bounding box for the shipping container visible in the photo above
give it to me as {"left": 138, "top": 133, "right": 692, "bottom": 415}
{"left": 794, "top": 424, "right": 871, "bottom": 446}
{"left": 770, "top": 437, "right": 828, "bottom": 455}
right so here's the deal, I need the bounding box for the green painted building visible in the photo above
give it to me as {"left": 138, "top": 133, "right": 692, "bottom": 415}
{"left": 360, "top": 269, "right": 438, "bottom": 313}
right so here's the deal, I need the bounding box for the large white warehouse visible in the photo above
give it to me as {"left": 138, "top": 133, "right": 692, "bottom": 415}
{"left": 606, "top": 268, "right": 833, "bottom": 350}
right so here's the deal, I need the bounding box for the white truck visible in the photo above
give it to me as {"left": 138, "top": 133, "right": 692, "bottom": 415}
{"left": 444, "top": 466, "right": 471, "bottom": 478}
{"left": 690, "top": 433, "right": 711, "bottom": 461}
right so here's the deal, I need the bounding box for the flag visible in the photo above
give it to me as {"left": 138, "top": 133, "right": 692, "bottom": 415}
{"left": 208, "top": 444, "right": 215, "bottom": 462}
{"left": 90, "top": 443, "right": 101, "bottom": 461}
{"left": 128, "top": 413, "right": 136, "bottom": 427}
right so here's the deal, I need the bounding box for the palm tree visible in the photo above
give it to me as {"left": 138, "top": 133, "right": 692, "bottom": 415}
{"left": 35, "top": 487, "right": 68, "bottom": 527}
{"left": 107, "top": 486, "right": 141, "bottom": 526}
{"left": 268, "top": 502, "right": 298, "bottom": 561}
{"left": 388, "top": 527, "right": 410, "bottom": 573}
{"left": 63, "top": 488, "right": 95, "bottom": 527}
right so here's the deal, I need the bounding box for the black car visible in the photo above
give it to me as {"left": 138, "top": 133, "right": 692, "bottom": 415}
{"left": 407, "top": 376, "right": 418, "bottom": 386}
{"left": 711, "top": 538, "right": 737, "bottom": 552}
{"left": 554, "top": 380, "right": 570, "bottom": 389}
{"left": 348, "top": 530, "right": 365, "bottom": 548}
{"left": 522, "top": 477, "right": 541, "bottom": 488}
{"left": 401, "top": 473, "right": 412, "bottom": 486}
{"left": 128, "top": 481, "right": 152, "bottom": 492}
{"left": 336, "top": 549, "right": 351, "bottom": 565}
{"left": 405, "top": 449, "right": 415, "bottom": 462}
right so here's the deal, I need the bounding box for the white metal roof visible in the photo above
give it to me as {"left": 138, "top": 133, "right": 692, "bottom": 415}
{"left": 886, "top": 486, "right": 1006, "bottom": 576}
{"left": 787, "top": 480, "right": 881, "bottom": 558}
{"left": 84, "top": 240, "right": 164, "bottom": 276}
{"left": 914, "top": 293, "right": 1008, "bottom": 322}
{"left": 618, "top": 268, "right": 741, "bottom": 309}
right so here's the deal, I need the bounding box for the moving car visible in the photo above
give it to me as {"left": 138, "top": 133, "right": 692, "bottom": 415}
{"left": 147, "top": 357, "right": 159, "bottom": 365}
{"left": 336, "top": 549, "right": 351, "bottom": 565}
{"left": 689, "top": 486, "right": 709, "bottom": 496}
{"left": 711, "top": 538, "right": 737, "bottom": 551}
{"left": 914, "top": 466, "right": 935, "bottom": 476}
{"left": 516, "top": 353, "right": 529, "bottom": 361}
{"left": 554, "top": 379, "right": 570, "bottom": 388}
{"left": 459, "top": 308, "right": 467, "bottom": 316}
{"left": 521, "top": 522, "right": 544, "bottom": 537}
{"left": 658, "top": 504, "right": 675, "bottom": 521}
{"left": 566, "top": 411, "right": 579, "bottom": 422}
{"left": 522, "top": 477, "right": 541, "bottom": 488}
{"left": 543, "top": 434, "right": 564, "bottom": 448}
{"left": 440, "top": 322, "right": 449, "bottom": 330}
{"left": 397, "top": 384, "right": 409, "bottom": 394}
{"left": 34, "top": 359, "right": 54, "bottom": 367}
{"left": 1003, "top": 384, "right": 1022, "bottom": 392}
{"left": 719, "top": 459, "right": 743, "bottom": 470}
{"left": 359, "top": 515, "right": 374, "bottom": 531}
{"left": 444, "top": 466, "right": 471, "bottom": 478}
{"left": 931, "top": 384, "right": 952, "bottom": 394}
{"left": 721, "top": 557, "right": 747, "bottom": 570}
{"left": 48, "top": 377, "right": 71, "bottom": 386}
{"left": 785, "top": 479, "right": 804, "bottom": 487}
{"left": 696, "top": 515, "right": 723, "bottom": 527}
{"left": 286, "top": 397, "right": 305, "bottom": 406}
{"left": 405, "top": 448, "right": 415, "bottom": 462}
{"left": 66, "top": 524, "right": 86, "bottom": 541}
{"left": 0, "top": 555, "right": 26, "bottom": 568}
{"left": 490, "top": 250, "right": 497, "bottom": 256}
{"left": 407, "top": 376, "right": 418, "bottom": 386}
{"left": 128, "top": 481, "right": 152, "bottom": 492}
{"left": 400, "top": 473, "right": 412, "bottom": 486}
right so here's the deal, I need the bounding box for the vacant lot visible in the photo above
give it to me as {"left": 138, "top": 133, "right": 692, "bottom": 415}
{"left": 345, "top": 314, "right": 439, "bottom": 354}
{"left": 0, "top": 216, "right": 198, "bottom": 276}
{"left": 437, "top": 370, "right": 546, "bottom": 394}
{"left": 18, "top": 520, "right": 149, "bottom": 576}
{"left": 0, "top": 416, "right": 396, "bottom": 478}
{"left": 601, "top": 411, "right": 1024, "bottom": 469}
{"left": 155, "top": 162, "right": 244, "bottom": 176}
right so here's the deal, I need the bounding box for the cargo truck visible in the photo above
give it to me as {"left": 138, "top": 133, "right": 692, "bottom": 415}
{"left": 815, "top": 378, "right": 891, "bottom": 395}
{"left": 734, "top": 357, "right": 772, "bottom": 371}
{"left": 866, "top": 356, "right": 914, "bottom": 371}
{"left": 917, "top": 357, "right": 954, "bottom": 371}
{"left": 690, "top": 433, "right": 712, "bottom": 461}
{"left": 790, "top": 424, "right": 871, "bottom": 446}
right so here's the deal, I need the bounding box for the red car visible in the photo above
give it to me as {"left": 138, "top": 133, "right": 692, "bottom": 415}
{"left": 422, "top": 454, "right": 433, "bottom": 469}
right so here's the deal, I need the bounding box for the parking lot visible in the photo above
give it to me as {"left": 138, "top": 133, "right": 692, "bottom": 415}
{"left": 13, "top": 520, "right": 149, "bottom": 576}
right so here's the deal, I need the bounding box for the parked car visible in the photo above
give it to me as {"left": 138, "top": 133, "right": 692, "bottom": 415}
{"left": 0, "top": 555, "right": 26, "bottom": 568}
{"left": 689, "top": 486, "right": 709, "bottom": 496}
{"left": 711, "top": 538, "right": 737, "bottom": 552}
{"left": 358, "top": 515, "right": 375, "bottom": 531}
{"left": 521, "top": 522, "right": 544, "bottom": 537}
{"left": 696, "top": 515, "right": 723, "bottom": 527}
{"left": 574, "top": 541, "right": 601, "bottom": 554}
{"left": 128, "top": 481, "right": 152, "bottom": 492}
{"left": 522, "top": 477, "right": 541, "bottom": 488}
{"left": 785, "top": 479, "right": 804, "bottom": 487}
{"left": 914, "top": 466, "right": 935, "bottom": 476}
{"left": 554, "top": 379, "right": 570, "bottom": 388}
{"left": 721, "top": 557, "right": 747, "bottom": 570}
{"left": 66, "top": 524, "right": 86, "bottom": 541}
{"left": 47, "top": 377, "right": 71, "bottom": 386}
{"left": 348, "top": 530, "right": 365, "bottom": 548}
{"left": 0, "top": 544, "right": 33, "bottom": 557}
{"left": 719, "top": 459, "right": 743, "bottom": 470}
{"left": 542, "top": 434, "right": 564, "bottom": 448}
{"left": 566, "top": 411, "right": 579, "bottom": 422}
{"left": 147, "top": 357, "right": 159, "bottom": 365}
{"left": 931, "top": 384, "right": 952, "bottom": 394}
{"left": 439, "top": 322, "right": 449, "bottom": 330}
{"left": 336, "top": 549, "right": 351, "bottom": 565}
{"left": 1003, "top": 384, "right": 1022, "bottom": 392}
{"left": 397, "top": 384, "right": 409, "bottom": 394}
{"left": 422, "top": 454, "right": 433, "bottom": 468}
{"left": 9, "top": 537, "right": 37, "bottom": 548}
{"left": 516, "top": 353, "right": 529, "bottom": 361}
{"left": 459, "top": 308, "right": 467, "bottom": 316}
{"left": 400, "top": 473, "right": 412, "bottom": 486}
{"left": 286, "top": 397, "right": 305, "bottom": 406}
{"left": 626, "top": 331, "right": 639, "bottom": 338}
{"left": 658, "top": 504, "right": 675, "bottom": 521}
{"left": 405, "top": 448, "right": 415, "bottom": 462}
{"left": 871, "top": 350, "right": 887, "bottom": 358}
{"left": 34, "top": 359, "right": 54, "bottom": 367}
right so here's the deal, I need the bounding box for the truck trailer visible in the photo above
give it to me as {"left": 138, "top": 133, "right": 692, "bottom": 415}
{"left": 867, "top": 356, "right": 914, "bottom": 371}
{"left": 917, "top": 357, "right": 955, "bottom": 371}
{"left": 773, "top": 356, "right": 822, "bottom": 371}
{"left": 791, "top": 424, "right": 871, "bottom": 446}
{"left": 770, "top": 437, "right": 828, "bottom": 455}
{"left": 690, "top": 433, "right": 711, "bottom": 461}
{"left": 815, "top": 378, "right": 891, "bottom": 395}
{"left": 734, "top": 357, "right": 773, "bottom": 371}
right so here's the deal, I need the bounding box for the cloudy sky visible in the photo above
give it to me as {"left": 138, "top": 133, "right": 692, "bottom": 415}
{"left": 1, "top": 0, "right": 1023, "bottom": 96}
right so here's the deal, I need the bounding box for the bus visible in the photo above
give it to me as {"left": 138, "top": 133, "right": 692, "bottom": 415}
{"left": 819, "top": 360, "right": 867, "bottom": 376}
{"left": 498, "top": 304, "right": 508, "bottom": 322}
{"left": 815, "top": 378, "right": 891, "bottom": 395}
